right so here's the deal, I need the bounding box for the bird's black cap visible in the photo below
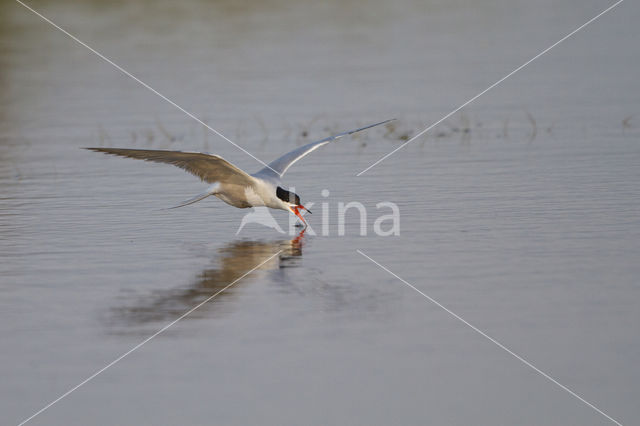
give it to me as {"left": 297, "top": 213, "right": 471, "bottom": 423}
{"left": 276, "top": 186, "right": 301, "bottom": 205}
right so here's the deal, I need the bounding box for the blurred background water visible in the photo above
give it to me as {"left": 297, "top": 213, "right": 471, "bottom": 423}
{"left": 1, "top": 0, "right": 639, "bottom": 424}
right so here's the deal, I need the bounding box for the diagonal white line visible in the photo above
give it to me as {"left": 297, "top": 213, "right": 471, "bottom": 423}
{"left": 14, "top": 0, "right": 278, "bottom": 174}
{"left": 17, "top": 250, "right": 283, "bottom": 426}
{"left": 356, "top": 250, "right": 622, "bottom": 426}
{"left": 356, "top": 0, "right": 625, "bottom": 176}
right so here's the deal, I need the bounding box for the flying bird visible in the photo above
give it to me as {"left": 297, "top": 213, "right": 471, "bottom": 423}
{"left": 87, "top": 119, "right": 393, "bottom": 227}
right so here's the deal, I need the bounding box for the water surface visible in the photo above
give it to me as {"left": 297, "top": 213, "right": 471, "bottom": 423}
{"left": 1, "top": 0, "right": 639, "bottom": 424}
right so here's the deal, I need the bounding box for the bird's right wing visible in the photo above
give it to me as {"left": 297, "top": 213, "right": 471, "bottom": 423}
{"left": 254, "top": 119, "right": 395, "bottom": 180}
{"left": 86, "top": 148, "right": 255, "bottom": 186}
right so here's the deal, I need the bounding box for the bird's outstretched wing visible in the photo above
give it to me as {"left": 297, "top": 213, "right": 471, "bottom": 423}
{"left": 254, "top": 119, "right": 395, "bottom": 181}
{"left": 85, "top": 148, "right": 254, "bottom": 186}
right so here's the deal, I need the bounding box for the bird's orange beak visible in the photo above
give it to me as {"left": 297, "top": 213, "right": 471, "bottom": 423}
{"left": 297, "top": 205, "right": 311, "bottom": 215}
{"left": 291, "top": 205, "right": 311, "bottom": 225}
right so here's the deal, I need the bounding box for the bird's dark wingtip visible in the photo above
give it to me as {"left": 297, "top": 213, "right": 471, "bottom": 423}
{"left": 373, "top": 118, "right": 397, "bottom": 128}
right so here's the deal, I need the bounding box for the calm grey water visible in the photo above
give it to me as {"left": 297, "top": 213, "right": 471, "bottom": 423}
{"left": 1, "top": 0, "right": 639, "bottom": 424}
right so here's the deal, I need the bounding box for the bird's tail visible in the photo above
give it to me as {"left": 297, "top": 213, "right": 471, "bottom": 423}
{"left": 167, "top": 190, "right": 214, "bottom": 209}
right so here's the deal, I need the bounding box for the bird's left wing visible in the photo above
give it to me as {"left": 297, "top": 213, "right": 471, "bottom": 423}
{"left": 86, "top": 148, "right": 255, "bottom": 186}
{"left": 253, "top": 119, "right": 394, "bottom": 180}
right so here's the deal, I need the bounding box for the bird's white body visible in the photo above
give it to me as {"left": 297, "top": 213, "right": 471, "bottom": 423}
{"left": 87, "top": 119, "right": 393, "bottom": 225}
{"left": 209, "top": 178, "right": 285, "bottom": 210}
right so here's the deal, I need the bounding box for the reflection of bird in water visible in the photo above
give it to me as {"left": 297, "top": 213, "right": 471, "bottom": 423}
{"left": 107, "top": 231, "right": 305, "bottom": 331}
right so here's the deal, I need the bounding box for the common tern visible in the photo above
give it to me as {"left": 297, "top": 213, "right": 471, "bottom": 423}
{"left": 87, "top": 119, "right": 393, "bottom": 226}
